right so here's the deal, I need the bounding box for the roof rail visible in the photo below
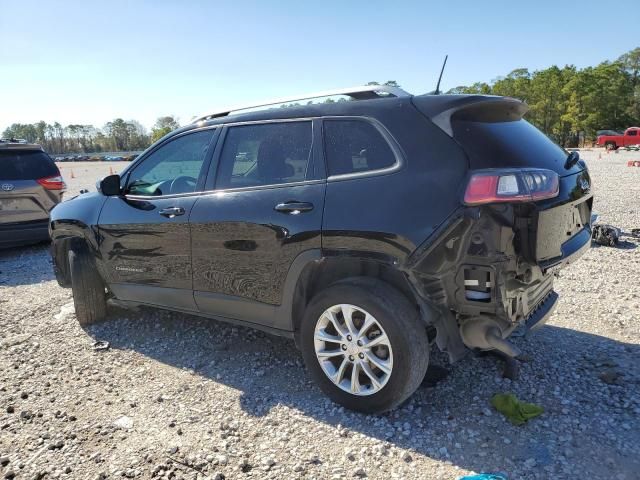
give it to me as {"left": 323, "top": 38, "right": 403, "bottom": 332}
{"left": 192, "top": 85, "right": 411, "bottom": 123}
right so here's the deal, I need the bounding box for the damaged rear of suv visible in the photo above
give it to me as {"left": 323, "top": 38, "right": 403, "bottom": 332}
{"left": 408, "top": 95, "right": 592, "bottom": 365}
{"left": 49, "top": 86, "right": 592, "bottom": 413}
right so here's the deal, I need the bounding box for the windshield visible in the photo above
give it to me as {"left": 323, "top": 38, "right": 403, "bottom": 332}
{"left": 597, "top": 130, "right": 623, "bottom": 136}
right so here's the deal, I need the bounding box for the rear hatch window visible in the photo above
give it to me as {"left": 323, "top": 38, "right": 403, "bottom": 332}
{"left": 451, "top": 119, "right": 583, "bottom": 177}
{"left": 0, "top": 150, "right": 59, "bottom": 180}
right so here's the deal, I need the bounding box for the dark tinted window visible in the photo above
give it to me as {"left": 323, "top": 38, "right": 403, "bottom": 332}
{"left": 0, "top": 150, "right": 59, "bottom": 180}
{"left": 628, "top": 130, "right": 637, "bottom": 136}
{"left": 126, "top": 130, "right": 213, "bottom": 196}
{"left": 323, "top": 120, "right": 395, "bottom": 176}
{"left": 452, "top": 119, "right": 582, "bottom": 175}
{"left": 216, "top": 122, "right": 312, "bottom": 189}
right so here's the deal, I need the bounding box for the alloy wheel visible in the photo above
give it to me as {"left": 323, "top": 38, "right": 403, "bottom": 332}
{"left": 313, "top": 304, "right": 393, "bottom": 396}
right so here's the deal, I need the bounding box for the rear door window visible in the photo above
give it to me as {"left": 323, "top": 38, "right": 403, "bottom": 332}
{"left": 0, "top": 150, "right": 59, "bottom": 180}
{"left": 323, "top": 120, "right": 396, "bottom": 176}
{"left": 215, "top": 121, "right": 313, "bottom": 189}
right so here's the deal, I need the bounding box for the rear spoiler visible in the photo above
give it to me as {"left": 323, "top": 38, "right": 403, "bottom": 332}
{"left": 411, "top": 94, "right": 528, "bottom": 137}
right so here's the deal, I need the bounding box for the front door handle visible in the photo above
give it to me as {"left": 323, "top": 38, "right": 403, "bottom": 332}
{"left": 159, "top": 206, "right": 185, "bottom": 218}
{"left": 274, "top": 202, "right": 314, "bottom": 214}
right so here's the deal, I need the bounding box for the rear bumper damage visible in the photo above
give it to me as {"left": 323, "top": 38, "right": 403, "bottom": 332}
{"left": 523, "top": 290, "right": 558, "bottom": 333}
{"left": 406, "top": 175, "right": 592, "bottom": 362}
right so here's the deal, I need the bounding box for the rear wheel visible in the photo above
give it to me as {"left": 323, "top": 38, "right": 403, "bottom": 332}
{"left": 68, "top": 247, "right": 107, "bottom": 326}
{"left": 605, "top": 142, "right": 617, "bottom": 151}
{"left": 300, "top": 278, "right": 429, "bottom": 414}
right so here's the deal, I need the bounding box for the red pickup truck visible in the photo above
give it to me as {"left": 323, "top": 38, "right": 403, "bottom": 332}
{"left": 597, "top": 127, "right": 640, "bottom": 150}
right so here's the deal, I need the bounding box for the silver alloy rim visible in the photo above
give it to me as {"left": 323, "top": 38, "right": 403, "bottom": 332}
{"left": 314, "top": 304, "right": 393, "bottom": 396}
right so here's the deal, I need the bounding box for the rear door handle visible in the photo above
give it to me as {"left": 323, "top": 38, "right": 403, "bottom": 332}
{"left": 274, "top": 202, "right": 314, "bottom": 214}
{"left": 159, "top": 206, "right": 185, "bottom": 218}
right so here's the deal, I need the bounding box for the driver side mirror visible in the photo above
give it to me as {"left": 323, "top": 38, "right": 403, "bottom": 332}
{"left": 98, "top": 174, "right": 122, "bottom": 196}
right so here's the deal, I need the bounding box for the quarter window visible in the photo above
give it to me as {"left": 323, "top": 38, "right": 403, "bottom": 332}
{"left": 215, "top": 122, "right": 312, "bottom": 189}
{"left": 323, "top": 120, "right": 396, "bottom": 176}
{"left": 126, "top": 130, "right": 213, "bottom": 196}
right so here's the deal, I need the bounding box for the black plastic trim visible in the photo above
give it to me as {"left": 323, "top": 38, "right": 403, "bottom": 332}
{"left": 194, "top": 290, "right": 276, "bottom": 326}
{"left": 109, "top": 298, "right": 295, "bottom": 340}
{"left": 109, "top": 284, "right": 198, "bottom": 311}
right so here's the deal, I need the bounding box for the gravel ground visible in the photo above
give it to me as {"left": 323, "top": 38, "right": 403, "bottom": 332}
{"left": 1, "top": 151, "right": 639, "bottom": 480}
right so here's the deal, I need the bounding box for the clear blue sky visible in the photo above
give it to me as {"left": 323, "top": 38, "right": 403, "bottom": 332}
{"left": 1, "top": 0, "right": 638, "bottom": 133}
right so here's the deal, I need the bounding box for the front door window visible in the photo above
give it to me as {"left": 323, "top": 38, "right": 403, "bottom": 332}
{"left": 126, "top": 130, "right": 213, "bottom": 196}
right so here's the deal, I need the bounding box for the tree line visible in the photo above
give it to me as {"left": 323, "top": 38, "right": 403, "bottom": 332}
{"left": 2, "top": 116, "right": 180, "bottom": 154}
{"left": 4, "top": 49, "right": 639, "bottom": 152}
{"left": 447, "top": 48, "right": 639, "bottom": 146}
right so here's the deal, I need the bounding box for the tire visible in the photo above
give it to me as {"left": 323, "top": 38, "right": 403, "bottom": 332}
{"left": 605, "top": 142, "right": 617, "bottom": 151}
{"left": 68, "top": 246, "right": 107, "bottom": 326}
{"left": 300, "top": 278, "right": 429, "bottom": 414}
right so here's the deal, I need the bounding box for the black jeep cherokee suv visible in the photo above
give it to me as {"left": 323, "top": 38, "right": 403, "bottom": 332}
{"left": 49, "top": 86, "right": 592, "bottom": 413}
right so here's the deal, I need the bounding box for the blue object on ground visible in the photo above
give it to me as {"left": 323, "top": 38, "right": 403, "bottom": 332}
{"left": 459, "top": 474, "right": 508, "bottom": 480}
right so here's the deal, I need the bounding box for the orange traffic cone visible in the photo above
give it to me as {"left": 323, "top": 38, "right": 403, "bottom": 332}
{"left": 70, "top": 170, "right": 75, "bottom": 179}
{"left": 109, "top": 166, "right": 114, "bottom": 175}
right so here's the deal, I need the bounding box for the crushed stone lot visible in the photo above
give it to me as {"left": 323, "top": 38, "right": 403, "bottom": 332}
{"left": 1, "top": 152, "right": 639, "bottom": 480}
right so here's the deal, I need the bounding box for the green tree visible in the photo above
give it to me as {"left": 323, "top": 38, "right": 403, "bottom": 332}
{"left": 448, "top": 47, "right": 640, "bottom": 146}
{"left": 492, "top": 68, "right": 531, "bottom": 101}
{"left": 3, "top": 118, "right": 153, "bottom": 154}
{"left": 618, "top": 48, "right": 640, "bottom": 121}
{"left": 447, "top": 82, "right": 492, "bottom": 94}
{"left": 367, "top": 80, "right": 402, "bottom": 88}
{"left": 104, "top": 118, "right": 130, "bottom": 151}
{"left": 151, "top": 116, "right": 180, "bottom": 143}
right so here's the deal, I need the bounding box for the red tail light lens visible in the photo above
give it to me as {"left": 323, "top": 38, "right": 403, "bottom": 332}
{"left": 464, "top": 169, "right": 559, "bottom": 206}
{"left": 37, "top": 175, "right": 66, "bottom": 191}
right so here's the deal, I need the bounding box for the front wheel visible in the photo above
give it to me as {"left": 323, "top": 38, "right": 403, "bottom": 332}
{"left": 300, "top": 278, "right": 429, "bottom": 414}
{"left": 68, "top": 247, "right": 107, "bottom": 326}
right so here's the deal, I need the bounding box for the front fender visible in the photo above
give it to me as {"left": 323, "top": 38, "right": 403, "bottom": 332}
{"left": 49, "top": 193, "right": 107, "bottom": 286}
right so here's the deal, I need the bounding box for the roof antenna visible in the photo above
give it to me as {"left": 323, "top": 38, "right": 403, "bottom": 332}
{"left": 434, "top": 55, "right": 448, "bottom": 95}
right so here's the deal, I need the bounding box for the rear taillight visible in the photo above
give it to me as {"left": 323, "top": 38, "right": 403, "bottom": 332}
{"left": 37, "top": 175, "right": 66, "bottom": 191}
{"left": 464, "top": 169, "right": 559, "bottom": 206}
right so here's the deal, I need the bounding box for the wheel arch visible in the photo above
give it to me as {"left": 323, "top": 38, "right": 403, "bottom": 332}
{"left": 51, "top": 233, "right": 93, "bottom": 287}
{"left": 50, "top": 220, "right": 100, "bottom": 288}
{"left": 49, "top": 191, "right": 107, "bottom": 286}
{"left": 285, "top": 253, "right": 423, "bottom": 345}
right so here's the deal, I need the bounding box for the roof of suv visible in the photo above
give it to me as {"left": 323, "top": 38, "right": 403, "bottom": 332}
{"left": 180, "top": 86, "right": 525, "bottom": 139}
{"left": 140, "top": 86, "right": 527, "bottom": 152}
{"left": 185, "top": 86, "right": 413, "bottom": 133}
{"left": 0, "top": 139, "right": 45, "bottom": 151}
{"left": 192, "top": 85, "right": 410, "bottom": 123}
{"left": 194, "top": 95, "right": 409, "bottom": 128}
